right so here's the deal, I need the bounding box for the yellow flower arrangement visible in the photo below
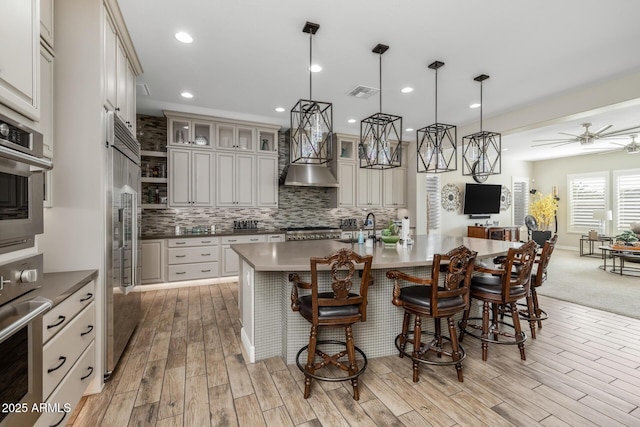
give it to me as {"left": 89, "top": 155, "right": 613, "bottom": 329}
{"left": 529, "top": 193, "right": 558, "bottom": 231}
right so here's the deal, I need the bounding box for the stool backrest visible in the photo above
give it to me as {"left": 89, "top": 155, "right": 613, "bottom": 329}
{"left": 533, "top": 234, "right": 558, "bottom": 287}
{"left": 430, "top": 245, "right": 478, "bottom": 316}
{"left": 502, "top": 240, "right": 538, "bottom": 300}
{"left": 309, "top": 249, "right": 374, "bottom": 324}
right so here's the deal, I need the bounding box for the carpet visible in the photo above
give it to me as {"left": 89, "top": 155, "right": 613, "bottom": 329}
{"left": 536, "top": 249, "right": 640, "bottom": 319}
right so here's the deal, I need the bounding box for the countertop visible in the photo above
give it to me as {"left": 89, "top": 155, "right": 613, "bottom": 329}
{"left": 40, "top": 269, "right": 99, "bottom": 307}
{"left": 231, "top": 234, "right": 521, "bottom": 271}
{"left": 141, "top": 229, "right": 285, "bottom": 240}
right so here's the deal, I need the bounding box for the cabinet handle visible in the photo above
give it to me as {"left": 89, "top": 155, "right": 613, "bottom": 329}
{"left": 81, "top": 325, "right": 94, "bottom": 336}
{"left": 47, "top": 315, "right": 66, "bottom": 329}
{"left": 51, "top": 412, "right": 66, "bottom": 427}
{"left": 175, "top": 255, "right": 186, "bottom": 258}
{"left": 80, "top": 293, "right": 93, "bottom": 302}
{"left": 227, "top": 239, "right": 237, "bottom": 242}
{"left": 250, "top": 239, "right": 259, "bottom": 241}
{"left": 175, "top": 242, "right": 186, "bottom": 245}
{"left": 201, "top": 240, "right": 211, "bottom": 244}
{"left": 81, "top": 366, "right": 94, "bottom": 381}
{"left": 115, "top": 107, "right": 120, "bottom": 111}
{"left": 176, "top": 271, "right": 186, "bottom": 275}
{"left": 201, "top": 269, "right": 211, "bottom": 273}
{"left": 47, "top": 356, "right": 67, "bottom": 373}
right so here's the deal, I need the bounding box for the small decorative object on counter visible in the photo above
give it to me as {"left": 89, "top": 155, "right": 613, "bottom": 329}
{"left": 175, "top": 225, "right": 181, "bottom": 235}
{"left": 358, "top": 229, "right": 365, "bottom": 245}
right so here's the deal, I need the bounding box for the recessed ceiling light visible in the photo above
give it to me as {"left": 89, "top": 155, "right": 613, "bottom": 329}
{"left": 275, "top": 107, "right": 285, "bottom": 112}
{"left": 309, "top": 64, "right": 322, "bottom": 73}
{"left": 469, "top": 103, "right": 481, "bottom": 109}
{"left": 401, "top": 87, "right": 414, "bottom": 93}
{"left": 181, "top": 91, "right": 193, "bottom": 98}
{"left": 347, "top": 119, "right": 356, "bottom": 124}
{"left": 175, "top": 32, "right": 193, "bottom": 44}
{"left": 405, "top": 128, "right": 414, "bottom": 132}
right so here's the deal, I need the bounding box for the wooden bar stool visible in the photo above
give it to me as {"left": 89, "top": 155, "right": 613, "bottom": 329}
{"left": 386, "top": 245, "right": 477, "bottom": 383}
{"left": 289, "top": 248, "right": 373, "bottom": 400}
{"left": 459, "top": 240, "right": 538, "bottom": 361}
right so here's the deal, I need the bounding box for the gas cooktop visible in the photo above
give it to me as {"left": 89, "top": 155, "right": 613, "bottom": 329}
{"left": 285, "top": 226, "right": 342, "bottom": 241}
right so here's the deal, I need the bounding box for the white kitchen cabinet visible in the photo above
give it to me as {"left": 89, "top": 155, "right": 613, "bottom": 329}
{"left": 103, "top": 11, "right": 117, "bottom": 112}
{"left": 267, "top": 234, "right": 285, "bottom": 242}
{"left": 141, "top": 239, "right": 165, "bottom": 284}
{"left": 221, "top": 235, "right": 266, "bottom": 276}
{"left": 216, "top": 152, "right": 255, "bottom": 207}
{"left": 115, "top": 39, "right": 129, "bottom": 123}
{"left": 383, "top": 167, "right": 407, "bottom": 207}
{"left": 217, "top": 123, "right": 255, "bottom": 152}
{"left": 256, "top": 155, "right": 278, "bottom": 207}
{"left": 141, "top": 150, "right": 168, "bottom": 208}
{"left": 257, "top": 128, "right": 278, "bottom": 154}
{"left": 167, "top": 116, "right": 214, "bottom": 147}
{"left": 38, "top": 280, "right": 96, "bottom": 427}
{"left": 356, "top": 167, "right": 383, "bottom": 207}
{"left": 336, "top": 161, "right": 357, "bottom": 207}
{"left": 337, "top": 135, "right": 358, "bottom": 161}
{"left": 0, "top": 0, "right": 40, "bottom": 120}
{"left": 169, "top": 148, "right": 214, "bottom": 207}
{"left": 40, "top": 44, "right": 54, "bottom": 158}
{"left": 167, "top": 237, "right": 219, "bottom": 281}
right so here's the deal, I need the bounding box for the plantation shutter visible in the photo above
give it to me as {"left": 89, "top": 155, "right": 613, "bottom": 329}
{"left": 567, "top": 172, "right": 608, "bottom": 233}
{"left": 512, "top": 180, "right": 529, "bottom": 227}
{"left": 426, "top": 175, "right": 441, "bottom": 230}
{"left": 614, "top": 169, "right": 640, "bottom": 234}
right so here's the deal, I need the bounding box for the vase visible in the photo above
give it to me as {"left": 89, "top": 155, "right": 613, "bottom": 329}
{"left": 532, "top": 230, "right": 552, "bottom": 246}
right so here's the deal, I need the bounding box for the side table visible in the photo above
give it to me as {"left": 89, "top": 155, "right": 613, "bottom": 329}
{"left": 580, "top": 235, "right": 613, "bottom": 257}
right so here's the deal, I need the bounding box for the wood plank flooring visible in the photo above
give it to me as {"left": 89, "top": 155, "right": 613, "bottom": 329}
{"left": 68, "top": 282, "right": 640, "bottom": 426}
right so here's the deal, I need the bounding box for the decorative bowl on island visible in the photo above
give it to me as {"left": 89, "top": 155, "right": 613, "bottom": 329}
{"left": 381, "top": 235, "right": 400, "bottom": 245}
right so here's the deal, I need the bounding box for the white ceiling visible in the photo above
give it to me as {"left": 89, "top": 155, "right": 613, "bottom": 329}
{"left": 118, "top": 0, "right": 640, "bottom": 161}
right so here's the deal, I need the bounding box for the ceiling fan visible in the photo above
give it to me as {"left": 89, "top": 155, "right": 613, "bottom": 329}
{"left": 584, "top": 134, "right": 640, "bottom": 155}
{"left": 531, "top": 122, "right": 640, "bottom": 148}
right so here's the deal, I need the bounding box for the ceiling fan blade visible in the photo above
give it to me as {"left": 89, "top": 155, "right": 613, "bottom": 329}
{"left": 531, "top": 138, "right": 573, "bottom": 142}
{"left": 531, "top": 141, "right": 570, "bottom": 147}
{"left": 593, "top": 124, "right": 612, "bottom": 135}
{"left": 607, "top": 142, "right": 626, "bottom": 147}
{"left": 552, "top": 141, "right": 579, "bottom": 148}
{"left": 602, "top": 125, "right": 640, "bottom": 136}
{"left": 558, "top": 132, "right": 580, "bottom": 137}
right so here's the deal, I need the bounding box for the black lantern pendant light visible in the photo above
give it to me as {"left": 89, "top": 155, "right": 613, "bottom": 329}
{"left": 417, "top": 61, "right": 457, "bottom": 173}
{"left": 462, "top": 74, "right": 501, "bottom": 182}
{"left": 359, "top": 44, "right": 402, "bottom": 169}
{"left": 290, "top": 22, "right": 333, "bottom": 164}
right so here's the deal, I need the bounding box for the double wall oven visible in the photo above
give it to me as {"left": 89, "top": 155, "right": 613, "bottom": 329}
{"left": 0, "top": 112, "right": 52, "bottom": 254}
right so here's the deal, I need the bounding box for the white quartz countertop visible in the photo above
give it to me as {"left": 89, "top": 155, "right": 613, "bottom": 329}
{"left": 231, "top": 234, "right": 521, "bottom": 271}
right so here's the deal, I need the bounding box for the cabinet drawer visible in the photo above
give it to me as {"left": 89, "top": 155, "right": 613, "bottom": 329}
{"left": 35, "top": 342, "right": 95, "bottom": 427}
{"left": 168, "top": 237, "right": 219, "bottom": 248}
{"left": 43, "top": 281, "right": 95, "bottom": 343}
{"left": 168, "top": 262, "right": 219, "bottom": 281}
{"left": 43, "top": 302, "right": 95, "bottom": 400}
{"left": 221, "top": 235, "right": 266, "bottom": 245}
{"left": 168, "top": 246, "right": 218, "bottom": 265}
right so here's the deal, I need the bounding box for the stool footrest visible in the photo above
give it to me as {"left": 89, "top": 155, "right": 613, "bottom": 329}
{"left": 395, "top": 331, "right": 466, "bottom": 367}
{"left": 459, "top": 317, "right": 527, "bottom": 345}
{"left": 295, "top": 340, "right": 368, "bottom": 382}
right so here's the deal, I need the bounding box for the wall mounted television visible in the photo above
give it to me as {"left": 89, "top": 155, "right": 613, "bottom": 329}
{"left": 463, "top": 183, "right": 502, "bottom": 217}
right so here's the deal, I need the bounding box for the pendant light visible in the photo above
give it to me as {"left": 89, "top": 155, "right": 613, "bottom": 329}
{"left": 417, "top": 60, "right": 457, "bottom": 173}
{"left": 290, "top": 22, "right": 333, "bottom": 164}
{"left": 359, "top": 44, "right": 402, "bottom": 169}
{"left": 462, "top": 74, "right": 501, "bottom": 182}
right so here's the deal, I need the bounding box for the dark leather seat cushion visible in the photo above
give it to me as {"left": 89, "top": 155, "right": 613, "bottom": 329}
{"left": 399, "top": 286, "right": 464, "bottom": 310}
{"left": 471, "top": 274, "right": 526, "bottom": 298}
{"left": 299, "top": 292, "right": 360, "bottom": 319}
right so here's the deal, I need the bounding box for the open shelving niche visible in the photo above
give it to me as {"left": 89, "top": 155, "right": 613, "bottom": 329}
{"left": 141, "top": 150, "right": 168, "bottom": 209}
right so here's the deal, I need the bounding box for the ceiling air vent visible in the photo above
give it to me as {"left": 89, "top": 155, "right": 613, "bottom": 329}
{"left": 136, "top": 83, "right": 150, "bottom": 96}
{"left": 346, "top": 85, "right": 379, "bottom": 99}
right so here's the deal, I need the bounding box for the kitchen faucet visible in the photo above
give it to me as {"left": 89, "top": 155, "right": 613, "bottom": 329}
{"left": 365, "top": 212, "right": 376, "bottom": 240}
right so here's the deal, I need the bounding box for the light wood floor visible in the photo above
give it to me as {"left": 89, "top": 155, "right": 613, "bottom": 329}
{"left": 68, "top": 282, "right": 640, "bottom": 426}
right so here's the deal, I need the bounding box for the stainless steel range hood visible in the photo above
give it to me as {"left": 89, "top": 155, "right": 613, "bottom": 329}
{"left": 283, "top": 164, "right": 339, "bottom": 188}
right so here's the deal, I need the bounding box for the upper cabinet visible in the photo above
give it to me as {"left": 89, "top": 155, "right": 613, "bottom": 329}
{"left": 168, "top": 117, "right": 214, "bottom": 147}
{"left": 0, "top": 0, "right": 40, "bottom": 121}
{"left": 103, "top": 1, "right": 142, "bottom": 136}
{"left": 217, "top": 123, "right": 255, "bottom": 152}
{"left": 40, "top": 45, "right": 54, "bottom": 158}
{"left": 40, "top": 0, "right": 54, "bottom": 50}
{"left": 257, "top": 128, "right": 278, "bottom": 154}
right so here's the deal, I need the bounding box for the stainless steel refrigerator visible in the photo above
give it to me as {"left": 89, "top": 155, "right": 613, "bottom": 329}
{"left": 104, "top": 110, "right": 142, "bottom": 380}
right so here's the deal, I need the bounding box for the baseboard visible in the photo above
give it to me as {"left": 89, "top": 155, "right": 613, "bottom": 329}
{"left": 241, "top": 327, "right": 255, "bottom": 363}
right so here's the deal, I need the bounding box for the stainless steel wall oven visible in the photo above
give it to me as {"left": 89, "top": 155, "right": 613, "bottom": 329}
{"left": 0, "top": 254, "right": 51, "bottom": 427}
{"left": 0, "top": 112, "right": 52, "bottom": 254}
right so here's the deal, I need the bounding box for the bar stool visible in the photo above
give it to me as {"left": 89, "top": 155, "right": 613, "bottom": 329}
{"left": 386, "top": 246, "right": 477, "bottom": 383}
{"left": 289, "top": 248, "right": 373, "bottom": 400}
{"left": 459, "top": 240, "right": 538, "bottom": 361}
{"left": 519, "top": 234, "right": 557, "bottom": 338}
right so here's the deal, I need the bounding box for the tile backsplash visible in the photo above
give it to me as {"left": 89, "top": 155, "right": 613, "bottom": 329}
{"left": 137, "top": 114, "right": 398, "bottom": 236}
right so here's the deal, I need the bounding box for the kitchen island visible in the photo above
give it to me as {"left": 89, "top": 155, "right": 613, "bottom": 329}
{"left": 232, "top": 234, "right": 521, "bottom": 363}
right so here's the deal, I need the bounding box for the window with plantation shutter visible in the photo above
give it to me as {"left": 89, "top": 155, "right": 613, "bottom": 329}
{"left": 567, "top": 172, "right": 608, "bottom": 233}
{"left": 512, "top": 179, "right": 529, "bottom": 227}
{"left": 614, "top": 169, "right": 640, "bottom": 234}
{"left": 426, "top": 175, "right": 441, "bottom": 230}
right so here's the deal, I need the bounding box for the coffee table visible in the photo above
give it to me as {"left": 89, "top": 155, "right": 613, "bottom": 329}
{"left": 599, "top": 245, "right": 640, "bottom": 277}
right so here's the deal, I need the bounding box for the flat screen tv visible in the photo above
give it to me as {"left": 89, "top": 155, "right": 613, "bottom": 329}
{"left": 463, "top": 183, "right": 502, "bottom": 215}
